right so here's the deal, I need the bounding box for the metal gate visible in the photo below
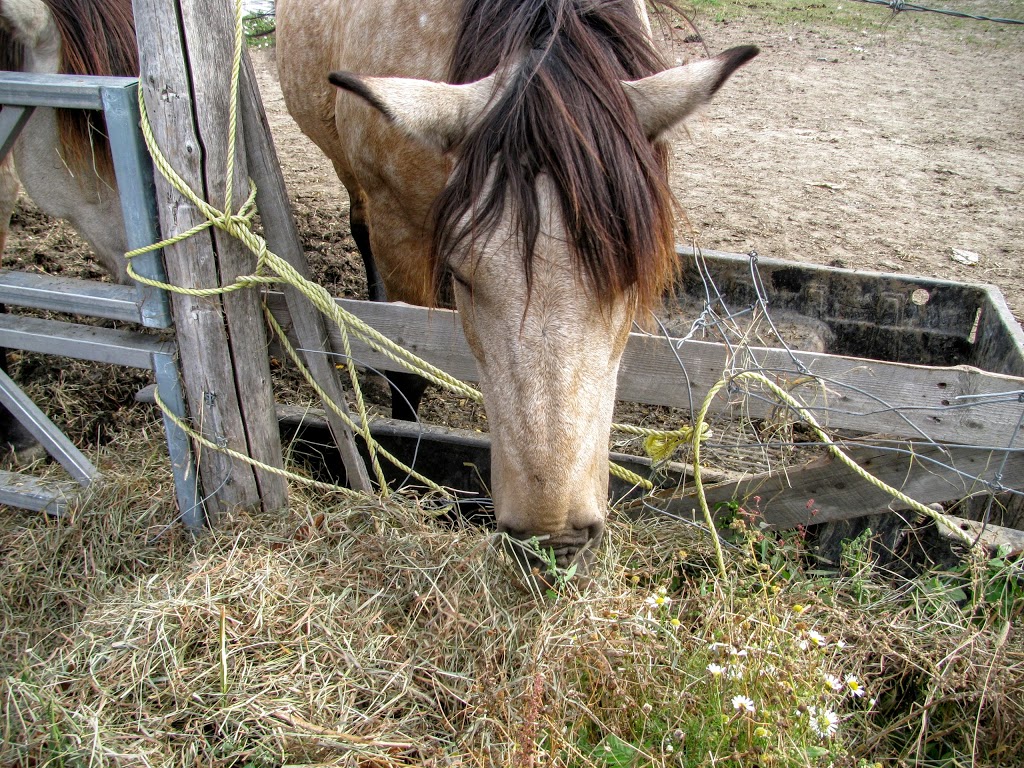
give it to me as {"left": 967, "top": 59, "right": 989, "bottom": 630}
{"left": 0, "top": 72, "right": 200, "bottom": 528}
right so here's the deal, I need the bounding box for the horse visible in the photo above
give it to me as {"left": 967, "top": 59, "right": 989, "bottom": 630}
{"left": 0, "top": 0, "right": 137, "bottom": 284}
{"left": 0, "top": 0, "right": 136, "bottom": 458}
{"left": 276, "top": 0, "right": 757, "bottom": 580}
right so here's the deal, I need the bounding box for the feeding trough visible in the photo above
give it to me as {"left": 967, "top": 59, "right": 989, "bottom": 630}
{"left": 269, "top": 245, "right": 1024, "bottom": 549}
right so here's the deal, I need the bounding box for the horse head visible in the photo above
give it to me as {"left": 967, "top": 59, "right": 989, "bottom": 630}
{"left": 329, "top": 47, "right": 757, "bottom": 586}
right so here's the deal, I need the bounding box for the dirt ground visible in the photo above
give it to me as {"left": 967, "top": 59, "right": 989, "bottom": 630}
{"left": 248, "top": 13, "right": 1023, "bottom": 324}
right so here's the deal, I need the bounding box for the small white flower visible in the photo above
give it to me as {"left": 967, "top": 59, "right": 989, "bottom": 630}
{"left": 728, "top": 645, "right": 749, "bottom": 658}
{"left": 823, "top": 673, "right": 843, "bottom": 692}
{"left": 645, "top": 593, "right": 671, "bottom": 609}
{"left": 808, "top": 706, "right": 839, "bottom": 739}
{"left": 727, "top": 664, "right": 746, "bottom": 680}
{"left": 707, "top": 663, "right": 725, "bottom": 677}
{"left": 731, "top": 695, "right": 756, "bottom": 714}
{"left": 845, "top": 675, "right": 866, "bottom": 698}
{"left": 807, "top": 629, "right": 826, "bottom": 648}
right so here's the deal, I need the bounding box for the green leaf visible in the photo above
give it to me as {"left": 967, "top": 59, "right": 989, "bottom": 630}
{"left": 593, "top": 734, "right": 638, "bottom": 767}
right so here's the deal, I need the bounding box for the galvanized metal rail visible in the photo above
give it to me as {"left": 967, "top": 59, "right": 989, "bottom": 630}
{"left": 0, "top": 72, "right": 200, "bottom": 526}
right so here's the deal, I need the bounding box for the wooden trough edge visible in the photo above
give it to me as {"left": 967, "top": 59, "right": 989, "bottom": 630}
{"left": 263, "top": 292, "right": 1024, "bottom": 450}
{"left": 271, "top": 404, "right": 1023, "bottom": 555}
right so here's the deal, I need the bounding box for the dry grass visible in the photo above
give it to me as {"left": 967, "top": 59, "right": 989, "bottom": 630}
{"left": 2, "top": 429, "right": 1022, "bottom": 767}
{"left": 2, "top": 193, "right": 1022, "bottom": 768}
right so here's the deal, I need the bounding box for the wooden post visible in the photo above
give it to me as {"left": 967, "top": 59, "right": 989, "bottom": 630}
{"left": 133, "top": 0, "right": 288, "bottom": 519}
{"left": 237, "top": 56, "right": 373, "bottom": 493}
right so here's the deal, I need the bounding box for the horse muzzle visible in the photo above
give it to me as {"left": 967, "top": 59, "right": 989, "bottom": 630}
{"left": 498, "top": 521, "right": 605, "bottom": 591}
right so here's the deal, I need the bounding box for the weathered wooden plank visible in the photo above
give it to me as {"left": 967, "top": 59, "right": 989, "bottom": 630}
{"left": 237, "top": 54, "right": 372, "bottom": 493}
{"left": 176, "top": 2, "right": 286, "bottom": 511}
{"left": 939, "top": 516, "right": 1024, "bottom": 556}
{"left": 620, "top": 337, "right": 1024, "bottom": 450}
{"left": 651, "top": 444, "right": 1024, "bottom": 530}
{"left": 264, "top": 294, "right": 1024, "bottom": 449}
{"left": 134, "top": 0, "right": 286, "bottom": 517}
{"left": 675, "top": 246, "right": 1024, "bottom": 378}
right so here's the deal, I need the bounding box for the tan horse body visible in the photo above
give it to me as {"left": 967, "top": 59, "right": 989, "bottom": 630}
{"left": 277, "top": 0, "right": 756, "bottom": 577}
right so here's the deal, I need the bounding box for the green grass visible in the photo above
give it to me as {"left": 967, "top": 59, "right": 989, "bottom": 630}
{"left": 243, "top": 12, "right": 276, "bottom": 48}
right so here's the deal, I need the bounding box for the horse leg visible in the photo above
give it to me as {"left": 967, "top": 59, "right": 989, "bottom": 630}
{"left": 351, "top": 196, "right": 386, "bottom": 303}
{"left": 349, "top": 195, "right": 428, "bottom": 421}
{"left": 0, "top": 158, "right": 44, "bottom": 462}
{"left": 0, "top": 153, "right": 17, "bottom": 260}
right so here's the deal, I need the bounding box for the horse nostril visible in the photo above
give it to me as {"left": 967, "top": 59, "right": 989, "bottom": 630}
{"left": 496, "top": 522, "right": 604, "bottom": 591}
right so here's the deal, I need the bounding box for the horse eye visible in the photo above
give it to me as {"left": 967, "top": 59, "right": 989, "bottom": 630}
{"left": 449, "top": 269, "right": 472, "bottom": 290}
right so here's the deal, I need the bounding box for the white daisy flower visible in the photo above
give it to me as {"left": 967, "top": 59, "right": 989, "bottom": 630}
{"left": 808, "top": 706, "right": 839, "bottom": 739}
{"left": 645, "top": 593, "right": 671, "bottom": 609}
{"left": 731, "top": 695, "right": 756, "bottom": 714}
{"left": 845, "top": 674, "right": 866, "bottom": 698}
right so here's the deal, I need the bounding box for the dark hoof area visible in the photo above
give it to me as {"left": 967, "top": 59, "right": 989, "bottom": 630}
{"left": 1, "top": 439, "right": 48, "bottom": 468}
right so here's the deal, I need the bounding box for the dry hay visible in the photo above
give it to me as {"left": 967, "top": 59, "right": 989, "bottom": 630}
{"left": 2, "top": 178, "right": 1022, "bottom": 768}
{"left": 2, "top": 440, "right": 1023, "bottom": 767}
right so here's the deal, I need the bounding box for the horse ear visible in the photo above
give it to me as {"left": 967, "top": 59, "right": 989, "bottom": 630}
{"left": 329, "top": 72, "right": 499, "bottom": 152}
{"left": 624, "top": 46, "right": 759, "bottom": 140}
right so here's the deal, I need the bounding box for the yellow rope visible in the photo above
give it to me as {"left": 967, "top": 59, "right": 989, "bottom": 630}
{"left": 689, "top": 371, "right": 976, "bottom": 580}
{"left": 126, "top": 1, "right": 963, "bottom": 556}
{"left": 153, "top": 387, "right": 362, "bottom": 498}
{"left": 262, "top": 308, "right": 451, "bottom": 496}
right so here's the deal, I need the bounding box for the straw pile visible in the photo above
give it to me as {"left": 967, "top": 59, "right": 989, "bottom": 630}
{"left": 2, "top": 439, "right": 1022, "bottom": 766}
{"left": 0, "top": 466, "right": 707, "bottom": 766}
